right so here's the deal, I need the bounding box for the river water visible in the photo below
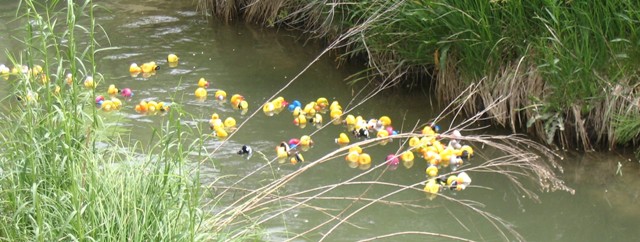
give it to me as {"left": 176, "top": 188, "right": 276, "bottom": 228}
{"left": 0, "top": 0, "right": 639, "bottom": 241}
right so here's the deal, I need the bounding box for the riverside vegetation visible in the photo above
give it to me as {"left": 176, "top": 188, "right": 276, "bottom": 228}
{"left": 200, "top": 0, "right": 640, "bottom": 154}
{"left": 0, "top": 0, "right": 575, "bottom": 241}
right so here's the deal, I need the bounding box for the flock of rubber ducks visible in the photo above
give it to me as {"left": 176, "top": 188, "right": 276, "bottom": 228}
{"left": 3, "top": 52, "right": 476, "bottom": 199}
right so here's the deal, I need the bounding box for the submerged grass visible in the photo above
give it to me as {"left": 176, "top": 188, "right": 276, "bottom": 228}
{"left": 0, "top": 1, "right": 210, "bottom": 240}
{"left": 201, "top": 0, "right": 640, "bottom": 152}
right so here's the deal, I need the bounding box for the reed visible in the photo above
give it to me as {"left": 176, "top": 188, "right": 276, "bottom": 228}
{"left": 0, "top": 1, "right": 211, "bottom": 240}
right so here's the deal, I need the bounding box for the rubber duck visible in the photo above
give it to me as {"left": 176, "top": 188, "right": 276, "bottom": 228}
{"left": 224, "top": 117, "right": 236, "bottom": 128}
{"left": 288, "top": 138, "right": 300, "bottom": 148}
{"left": 459, "top": 145, "right": 474, "bottom": 159}
{"left": 140, "top": 61, "right": 158, "bottom": 73}
{"left": 311, "top": 113, "right": 323, "bottom": 125}
{"left": 111, "top": 98, "right": 122, "bottom": 109}
{"left": 344, "top": 114, "right": 356, "bottom": 126}
{"left": 330, "top": 108, "right": 342, "bottom": 119}
{"left": 424, "top": 178, "right": 441, "bottom": 194}
{"left": 198, "top": 78, "right": 209, "bottom": 88}
{"left": 210, "top": 119, "right": 224, "bottom": 131}
{"left": 129, "top": 63, "right": 142, "bottom": 74}
{"left": 121, "top": 88, "right": 133, "bottom": 98}
{"left": 195, "top": 87, "right": 207, "bottom": 99}
{"left": 238, "top": 100, "right": 249, "bottom": 111}
{"left": 335, "top": 133, "right": 350, "bottom": 145}
{"left": 107, "top": 84, "right": 119, "bottom": 96}
{"left": 329, "top": 101, "right": 341, "bottom": 111}
{"left": 426, "top": 166, "right": 438, "bottom": 177}
{"left": 422, "top": 126, "right": 435, "bottom": 136}
{"left": 272, "top": 97, "right": 285, "bottom": 109}
{"left": 386, "top": 154, "right": 399, "bottom": 166}
{"left": 215, "top": 127, "right": 228, "bottom": 138}
{"left": 299, "top": 135, "right": 313, "bottom": 146}
{"left": 345, "top": 151, "right": 360, "bottom": 163}
{"left": 167, "top": 54, "right": 179, "bottom": 63}
{"left": 147, "top": 101, "right": 158, "bottom": 112}
{"left": 294, "top": 114, "right": 307, "bottom": 125}
{"left": 135, "top": 101, "right": 148, "bottom": 113}
{"left": 230, "top": 94, "right": 244, "bottom": 106}
{"left": 303, "top": 102, "right": 316, "bottom": 117}
{"left": 401, "top": 151, "right": 414, "bottom": 162}
{"left": 263, "top": 102, "right": 276, "bottom": 114}
{"left": 290, "top": 152, "right": 304, "bottom": 165}
{"left": 101, "top": 100, "right": 114, "bottom": 111}
{"left": 455, "top": 172, "right": 472, "bottom": 191}
{"left": 213, "top": 90, "right": 226, "bottom": 101}
{"left": 65, "top": 73, "right": 73, "bottom": 85}
{"left": 409, "top": 137, "right": 421, "bottom": 147}
{"left": 0, "top": 64, "right": 10, "bottom": 79}
{"left": 84, "top": 76, "right": 95, "bottom": 88}
{"left": 316, "top": 97, "right": 329, "bottom": 108}
{"left": 237, "top": 145, "right": 253, "bottom": 159}
{"left": 349, "top": 145, "right": 363, "bottom": 154}
{"left": 353, "top": 127, "right": 369, "bottom": 139}
{"left": 376, "top": 129, "right": 389, "bottom": 138}
{"left": 446, "top": 175, "right": 458, "bottom": 189}
{"left": 358, "top": 153, "right": 372, "bottom": 165}
{"left": 95, "top": 95, "right": 105, "bottom": 105}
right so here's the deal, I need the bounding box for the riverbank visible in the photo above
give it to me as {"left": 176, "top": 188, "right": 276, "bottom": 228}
{"left": 200, "top": 0, "right": 640, "bottom": 153}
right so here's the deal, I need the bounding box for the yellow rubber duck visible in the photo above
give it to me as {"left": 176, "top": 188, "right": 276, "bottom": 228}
{"left": 376, "top": 129, "right": 389, "bottom": 138}
{"left": 276, "top": 146, "right": 288, "bottom": 159}
{"left": 426, "top": 166, "right": 438, "bottom": 177}
{"left": 299, "top": 135, "right": 313, "bottom": 146}
{"left": 401, "top": 151, "right": 414, "bottom": 162}
{"left": 330, "top": 108, "right": 342, "bottom": 119}
{"left": 140, "top": 61, "right": 158, "bottom": 73}
{"left": 198, "top": 78, "right": 209, "bottom": 88}
{"left": 379, "top": 116, "right": 392, "bottom": 127}
{"left": 214, "top": 90, "right": 227, "bottom": 101}
{"left": 215, "top": 127, "right": 228, "bottom": 138}
{"left": 84, "top": 76, "right": 95, "bottom": 88}
{"left": 167, "top": 54, "right": 179, "bottom": 63}
{"left": 195, "top": 87, "right": 207, "bottom": 99}
{"left": 263, "top": 102, "right": 275, "bottom": 113}
{"left": 345, "top": 151, "right": 360, "bottom": 163}
{"left": 358, "top": 153, "right": 372, "bottom": 165}
{"left": 290, "top": 153, "right": 304, "bottom": 165}
{"left": 230, "top": 94, "right": 244, "bottom": 106}
{"left": 335, "top": 133, "right": 350, "bottom": 145}
{"left": 129, "top": 63, "right": 141, "bottom": 74}
{"left": 459, "top": 145, "right": 474, "bottom": 159}
{"left": 349, "top": 145, "right": 363, "bottom": 154}
{"left": 107, "top": 84, "right": 119, "bottom": 96}
{"left": 344, "top": 114, "right": 356, "bottom": 126}
{"left": 238, "top": 100, "right": 249, "bottom": 110}
{"left": 424, "top": 178, "right": 441, "bottom": 194}
{"left": 316, "top": 97, "right": 329, "bottom": 108}
{"left": 101, "top": 100, "right": 114, "bottom": 111}
{"left": 0, "top": 64, "right": 10, "bottom": 78}
{"left": 295, "top": 114, "right": 307, "bottom": 125}
{"left": 224, "top": 117, "right": 236, "bottom": 128}
{"left": 329, "top": 101, "right": 341, "bottom": 111}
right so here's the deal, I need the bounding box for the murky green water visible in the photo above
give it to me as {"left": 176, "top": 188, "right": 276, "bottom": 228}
{"left": 1, "top": 0, "right": 639, "bottom": 241}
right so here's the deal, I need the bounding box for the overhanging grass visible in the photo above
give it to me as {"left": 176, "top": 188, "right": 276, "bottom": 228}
{"left": 0, "top": 1, "right": 211, "bottom": 240}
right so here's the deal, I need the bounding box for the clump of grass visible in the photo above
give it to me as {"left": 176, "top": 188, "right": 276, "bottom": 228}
{"left": 0, "top": 1, "right": 211, "bottom": 240}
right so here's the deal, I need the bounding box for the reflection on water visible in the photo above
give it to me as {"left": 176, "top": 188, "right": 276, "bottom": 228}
{"left": 0, "top": 0, "right": 639, "bottom": 241}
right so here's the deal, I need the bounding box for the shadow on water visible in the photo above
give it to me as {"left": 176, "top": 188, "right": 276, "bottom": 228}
{"left": 0, "top": 0, "right": 639, "bottom": 241}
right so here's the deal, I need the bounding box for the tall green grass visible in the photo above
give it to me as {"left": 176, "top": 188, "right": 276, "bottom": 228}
{"left": 0, "top": 1, "right": 211, "bottom": 240}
